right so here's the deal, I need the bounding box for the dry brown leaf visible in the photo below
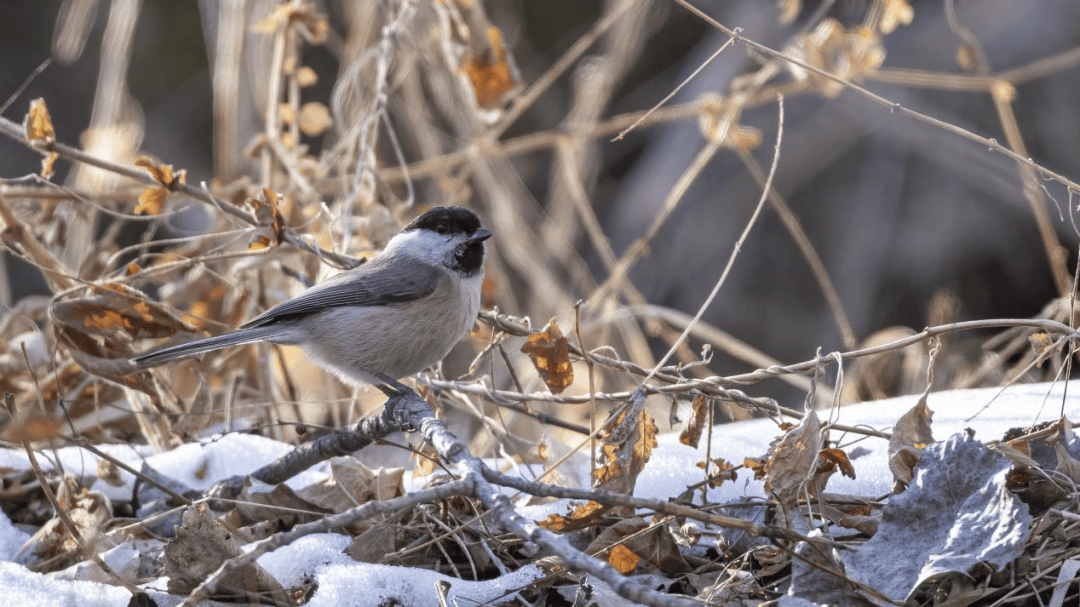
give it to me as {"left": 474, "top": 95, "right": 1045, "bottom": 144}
{"left": 460, "top": 26, "right": 523, "bottom": 110}
{"left": 608, "top": 544, "right": 640, "bottom": 574}
{"left": 248, "top": 235, "right": 273, "bottom": 251}
{"left": 888, "top": 396, "right": 934, "bottom": 493}
{"left": 744, "top": 456, "right": 767, "bottom": 480}
{"left": 819, "top": 500, "right": 879, "bottom": 535}
{"left": 133, "top": 157, "right": 185, "bottom": 215}
{"left": 696, "top": 457, "right": 736, "bottom": 488}
{"left": 96, "top": 459, "right": 124, "bottom": 487}
{"left": 25, "top": 98, "right": 59, "bottom": 177}
{"left": 298, "top": 457, "right": 405, "bottom": 514}
{"left": 808, "top": 447, "right": 856, "bottom": 498}
{"left": 1029, "top": 332, "right": 1054, "bottom": 363}
{"left": 787, "top": 19, "right": 885, "bottom": 96}
{"left": 994, "top": 440, "right": 1040, "bottom": 469}
{"left": 298, "top": 102, "right": 332, "bottom": 137}
{"left": 135, "top": 186, "right": 167, "bottom": 216}
{"left": 763, "top": 409, "right": 823, "bottom": 510}
{"left": 52, "top": 288, "right": 193, "bottom": 346}
{"left": 520, "top": 319, "right": 574, "bottom": 393}
{"left": 236, "top": 477, "right": 327, "bottom": 527}
{"left": 595, "top": 407, "right": 658, "bottom": 492}
{"left": 561, "top": 399, "right": 659, "bottom": 520}
{"left": 135, "top": 156, "right": 185, "bottom": 187}
{"left": 587, "top": 517, "right": 692, "bottom": 576}
{"left": 245, "top": 188, "right": 285, "bottom": 250}
{"left": 347, "top": 525, "right": 402, "bottom": 563}
{"left": 539, "top": 499, "right": 606, "bottom": 533}
{"left": 28, "top": 477, "right": 112, "bottom": 566}
{"left": 165, "top": 503, "right": 285, "bottom": 600}
{"left": 40, "top": 152, "right": 57, "bottom": 179}
{"left": 25, "top": 97, "right": 55, "bottom": 142}
{"left": 679, "top": 394, "right": 709, "bottom": 448}
{"left": 819, "top": 448, "right": 856, "bottom": 480}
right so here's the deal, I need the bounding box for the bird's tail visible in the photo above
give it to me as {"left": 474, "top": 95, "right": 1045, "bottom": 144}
{"left": 131, "top": 325, "right": 285, "bottom": 367}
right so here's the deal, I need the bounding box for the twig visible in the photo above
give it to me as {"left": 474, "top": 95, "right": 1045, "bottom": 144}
{"left": 187, "top": 379, "right": 709, "bottom": 607}
{"left": 642, "top": 95, "right": 784, "bottom": 385}
{"left": 612, "top": 36, "right": 736, "bottom": 142}
{"left": 23, "top": 443, "right": 144, "bottom": 597}
{"left": 0, "top": 114, "right": 359, "bottom": 270}
{"left": 671, "top": 0, "right": 1080, "bottom": 198}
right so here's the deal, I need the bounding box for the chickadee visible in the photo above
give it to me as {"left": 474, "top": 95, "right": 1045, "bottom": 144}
{"left": 132, "top": 206, "right": 492, "bottom": 385}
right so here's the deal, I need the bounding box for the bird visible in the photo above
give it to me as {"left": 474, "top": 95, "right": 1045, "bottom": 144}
{"left": 132, "top": 206, "right": 491, "bottom": 386}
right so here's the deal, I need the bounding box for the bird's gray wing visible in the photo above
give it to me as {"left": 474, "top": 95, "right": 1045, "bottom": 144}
{"left": 240, "top": 257, "right": 443, "bottom": 329}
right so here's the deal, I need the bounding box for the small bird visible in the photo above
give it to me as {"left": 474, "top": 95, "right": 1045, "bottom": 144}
{"left": 132, "top": 206, "right": 492, "bottom": 386}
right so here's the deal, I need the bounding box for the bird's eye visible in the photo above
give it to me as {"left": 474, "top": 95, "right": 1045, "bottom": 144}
{"left": 436, "top": 223, "right": 450, "bottom": 235}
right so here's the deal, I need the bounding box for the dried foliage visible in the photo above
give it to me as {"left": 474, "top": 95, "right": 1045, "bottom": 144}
{"left": 2, "top": 1, "right": 1080, "bottom": 606}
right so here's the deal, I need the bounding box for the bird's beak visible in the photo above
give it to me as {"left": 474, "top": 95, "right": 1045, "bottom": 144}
{"left": 468, "top": 228, "right": 493, "bottom": 243}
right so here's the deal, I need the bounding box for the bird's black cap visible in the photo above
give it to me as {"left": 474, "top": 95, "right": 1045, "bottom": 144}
{"left": 404, "top": 206, "right": 483, "bottom": 237}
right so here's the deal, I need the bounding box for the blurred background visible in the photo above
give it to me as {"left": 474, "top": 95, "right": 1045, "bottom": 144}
{"left": 1, "top": 0, "right": 1079, "bottom": 447}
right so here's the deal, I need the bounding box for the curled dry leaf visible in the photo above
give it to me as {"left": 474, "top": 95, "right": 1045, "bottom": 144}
{"left": 25, "top": 476, "right": 113, "bottom": 567}
{"left": 679, "top": 394, "right": 709, "bottom": 448}
{"left": 595, "top": 404, "right": 658, "bottom": 494}
{"left": 520, "top": 319, "right": 574, "bottom": 393}
{"left": 165, "top": 503, "right": 285, "bottom": 600}
{"left": 888, "top": 396, "right": 934, "bottom": 493}
{"left": 133, "top": 157, "right": 186, "bottom": 216}
{"left": 246, "top": 188, "right": 286, "bottom": 250}
{"left": 785, "top": 18, "right": 885, "bottom": 97}
{"left": 697, "top": 93, "right": 761, "bottom": 149}
{"left": 744, "top": 455, "right": 767, "bottom": 480}
{"left": 52, "top": 286, "right": 193, "bottom": 350}
{"left": 585, "top": 517, "right": 692, "bottom": 576}
{"left": 25, "top": 98, "right": 55, "bottom": 142}
{"left": 539, "top": 499, "right": 605, "bottom": 533}
{"left": 135, "top": 187, "right": 167, "bottom": 216}
{"left": 460, "top": 26, "right": 524, "bottom": 111}
{"left": 763, "top": 409, "right": 824, "bottom": 511}
{"left": 696, "top": 457, "right": 737, "bottom": 488}
{"left": 808, "top": 447, "right": 856, "bottom": 499}
{"left": 135, "top": 156, "right": 185, "bottom": 187}
{"left": 541, "top": 396, "right": 657, "bottom": 530}
{"left": 24, "top": 98, "right": 59, "bottom": 178}
{"left": 819, "top": 448, "right": 856, "bottom": 479}
{"left": 1029, "top": 332, "right": 1054, "bottom": 363}
{"left": 236, "top": 477, "right": 328, "bottom": 528}
{"left": 297, "top": 456, "right": 405, "bottom": 515}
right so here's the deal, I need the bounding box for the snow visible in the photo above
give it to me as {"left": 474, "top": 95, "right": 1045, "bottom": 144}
{"left": 1, "top": 379, "right": 1077, "bottom": 606}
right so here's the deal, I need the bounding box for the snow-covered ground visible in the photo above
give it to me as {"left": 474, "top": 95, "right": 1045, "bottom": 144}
{"left": 1, "top": 380, "right": 1076, "bottom": 606}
